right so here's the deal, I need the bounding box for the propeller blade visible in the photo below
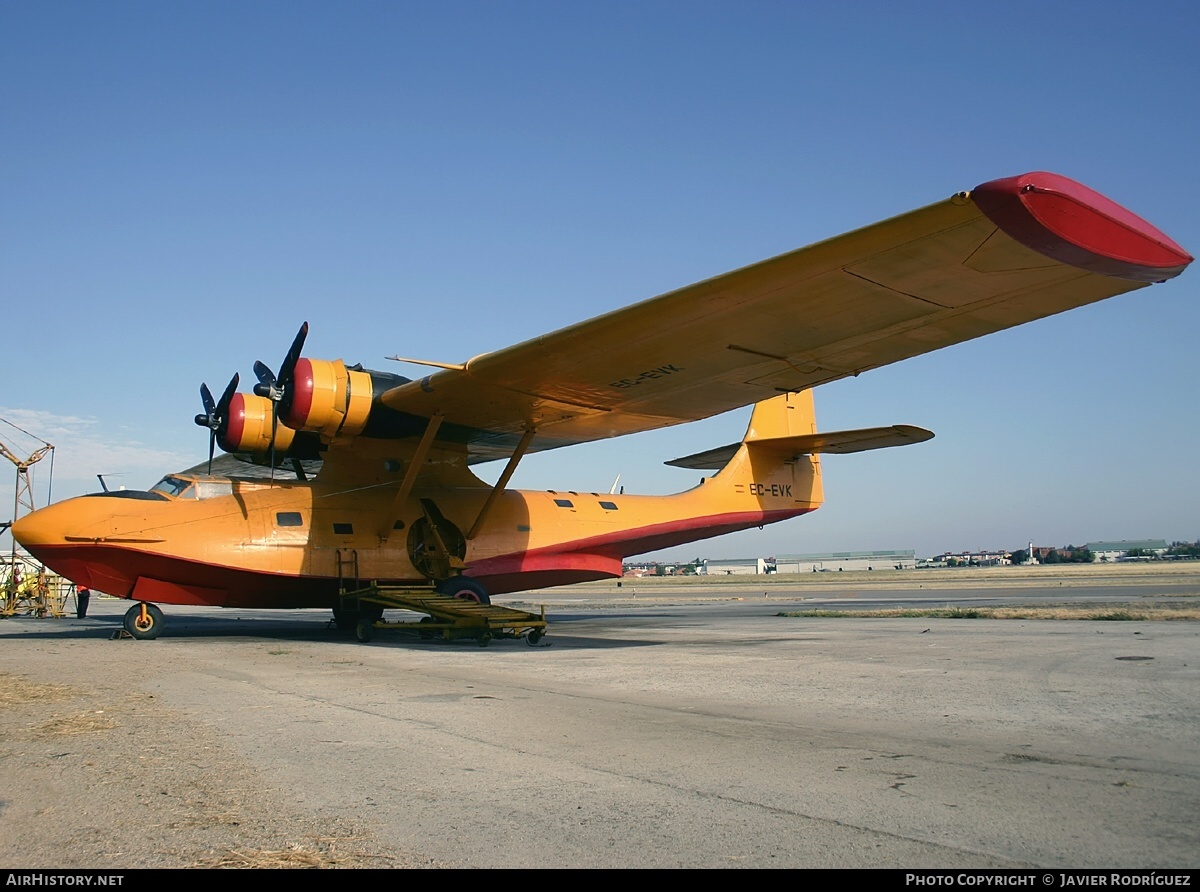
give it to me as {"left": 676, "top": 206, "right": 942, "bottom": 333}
{"left": 198, "top": 373, "right": 240, "bottom": 474}
{"left": 269, "top": 323, "right": 308, "bottom": 478}
{"left": 217, "top": 372, "right": 239, "bottom": 415}
{"left": 252, "top": 323, "right": 310, "bottom": 482}
{"left": 253, "top": 360, "right": 277, "bottom": 389}
{"left": 198, "top": 383, "right": 218, "bottom": 473}
{"left": 196, "top": 383, "right": 218, "bottom": 431}
{"left": 200, "top": 382, "right": 216, "bottom": 420}
{"left": 269, "top": 399, "right": 278, "bottom": 481}
{"left": 278, "top": 322, "right": 309, "bottom": 389}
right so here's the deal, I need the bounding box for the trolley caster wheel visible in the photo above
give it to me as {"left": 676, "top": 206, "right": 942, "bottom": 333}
{"left": 355, "top": 617, "right": 375, "bottom": 643}
{"left": 527, "top": 629, "right": 544, "bottom": 645}
{"left": 477, "top": 632, "right": 492, "bottom": 648}
{"left": 123, "top": 603, "right": 165, "bottom": 640}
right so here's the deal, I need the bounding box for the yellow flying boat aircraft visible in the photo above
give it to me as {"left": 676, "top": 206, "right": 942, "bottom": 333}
{"left": 13, "top": 172, "right": 1192, "bottom": 639}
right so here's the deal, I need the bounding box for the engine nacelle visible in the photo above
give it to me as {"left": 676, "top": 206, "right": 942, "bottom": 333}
{"left": 220, "top": 393, "right": 297, "bottom": 456}
{"left": 281, "top": 358, "right": 373, "bottom": 442}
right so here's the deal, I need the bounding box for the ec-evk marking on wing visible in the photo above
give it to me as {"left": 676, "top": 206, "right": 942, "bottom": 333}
{"left": 609, "top": 364, "right": 686, "bottom": 389}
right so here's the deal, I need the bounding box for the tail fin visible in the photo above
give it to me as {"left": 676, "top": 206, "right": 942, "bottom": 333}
{"left": 666, "top": 390, "right": 932, "bottom": 470}
{"left": 665, "top": 392, "right": 815, "bottom": 470}
{"left": 744, "top": 390, "right": 817, "bottom": 442}
{"left": 664, "top": 389, "right": 932, "bottom": 515}
{"left": 661, "top": 392, "right": 824, "bottom": 513}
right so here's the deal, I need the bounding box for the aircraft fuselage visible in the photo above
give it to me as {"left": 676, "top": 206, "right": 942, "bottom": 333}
{"left": 13, "top": 440, "right": 820, "bottom": 608}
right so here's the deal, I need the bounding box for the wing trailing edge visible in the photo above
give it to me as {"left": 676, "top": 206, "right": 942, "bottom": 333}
{"left": 370, "top": 171, "right": 1190, "bottom": 465}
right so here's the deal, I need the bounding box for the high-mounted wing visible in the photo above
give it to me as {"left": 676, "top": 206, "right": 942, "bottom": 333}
{"left": 380, "top": 172, "right": 1190, "bottom": 462}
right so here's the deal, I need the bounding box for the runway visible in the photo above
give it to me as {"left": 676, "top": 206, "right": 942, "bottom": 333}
{"left": 1, "top": 578, "right": 1197, "bottom": 868}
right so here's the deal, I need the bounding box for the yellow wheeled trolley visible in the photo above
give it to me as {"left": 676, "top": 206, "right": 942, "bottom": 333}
{"left": 340, "top": 583, "right": 547, "bottom": 647}
{"left": 2, "top": 555, "right": 70, "bottom": 618}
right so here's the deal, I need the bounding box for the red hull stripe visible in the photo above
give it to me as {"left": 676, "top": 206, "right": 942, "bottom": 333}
{"left": 467, "top": 507, "right": 812, "bottom": 593}
{"left": 973, "top": 172, "right": 1192, "bottom": 283}
{"left": 22, "top": 542, "right": 345, "bottom": 609}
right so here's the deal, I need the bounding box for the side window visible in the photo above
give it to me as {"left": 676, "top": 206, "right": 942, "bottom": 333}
{"left": 276, "top": 512, "right": 304, "bottom": 527}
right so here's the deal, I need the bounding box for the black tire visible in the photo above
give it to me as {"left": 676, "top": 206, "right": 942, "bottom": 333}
{"left": 355, "top": 617, "right": 374, "bottom": 643}
{"left": 435, "top": 576, "right": 491, "bottom": 605}
{"left": 123, "top": 603, "right": 164, "bottom": 640}
{"left": 527, "top": 628, "right": 544, "bottom": 645}
{"left": 333, "top": 604, "right": 384, "bottom": 631}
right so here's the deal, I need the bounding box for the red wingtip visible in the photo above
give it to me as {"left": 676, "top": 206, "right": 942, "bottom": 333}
{"left": 973, "top": 171, "right": 1192, "bottom": 283}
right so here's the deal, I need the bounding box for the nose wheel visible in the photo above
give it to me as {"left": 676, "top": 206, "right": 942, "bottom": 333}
{"left": 123, "top": 602, "right": 165, "bottom": 639}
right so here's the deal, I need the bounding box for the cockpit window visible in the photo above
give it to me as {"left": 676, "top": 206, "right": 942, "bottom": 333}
{"left": 149, "top": 475, "right": 233, "bottom": 500}
{"left": 150, "top": 476, "right": 195, "bottom": 499}
{"left": 194, "top": 480, "right": 233, "bottom": 500}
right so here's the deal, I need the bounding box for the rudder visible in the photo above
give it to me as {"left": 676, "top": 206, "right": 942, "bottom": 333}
{"left": 743, "top": 390, "right": 817, "bottom": 442}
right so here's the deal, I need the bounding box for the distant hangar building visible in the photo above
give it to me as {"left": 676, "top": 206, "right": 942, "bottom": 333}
{"left": 701, "top": 551, "right": 916, "bottom": 575}
{"left": 699, "top": 557, "right": 768, "bottom": 576}
{"left": 1085, "top": 540, "right": 1168, "bottom": 561}
{"left": 775, "top": 550, "right": 916, "bottom": 573}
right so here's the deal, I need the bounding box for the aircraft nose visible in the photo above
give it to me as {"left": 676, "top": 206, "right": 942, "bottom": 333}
{"left": 10, "top": 497, "right": 142, "bottom": 596}
{"left": 11, "top": 502, "right": 74, "bottom": 549}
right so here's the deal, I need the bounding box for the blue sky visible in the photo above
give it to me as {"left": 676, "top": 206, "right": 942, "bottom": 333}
{"left": 2, "top": 0, "right": 1197, "bottom": 560}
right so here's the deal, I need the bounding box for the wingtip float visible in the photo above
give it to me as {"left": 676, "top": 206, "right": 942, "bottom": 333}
{"left": 971, "top": 172, "right": 1192, "bottom": 283}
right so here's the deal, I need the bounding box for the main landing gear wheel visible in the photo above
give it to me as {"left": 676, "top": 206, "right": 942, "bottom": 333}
{"left": 123, "top": 602, "right": 164, "bottom": 640}
{"left": 435, "top": 576, "right": 491, "bottom": 605}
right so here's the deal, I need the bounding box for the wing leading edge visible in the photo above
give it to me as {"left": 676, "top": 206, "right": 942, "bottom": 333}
{"left": 379, "top": 172, "right": 1191, "bottom": 462}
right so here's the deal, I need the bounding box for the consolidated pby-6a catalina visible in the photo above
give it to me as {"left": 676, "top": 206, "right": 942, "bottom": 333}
{"left": 13, "top": 172, "right": 1192, "bottom": 640}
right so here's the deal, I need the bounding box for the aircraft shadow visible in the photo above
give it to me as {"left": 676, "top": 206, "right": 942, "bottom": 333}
{"left": 0, "top": 613, "right": 659, "bottom": 651}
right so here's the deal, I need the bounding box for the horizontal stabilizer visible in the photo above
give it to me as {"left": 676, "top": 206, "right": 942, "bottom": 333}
{"left": 665, "top": 425, "right": 934, "bottom": 470}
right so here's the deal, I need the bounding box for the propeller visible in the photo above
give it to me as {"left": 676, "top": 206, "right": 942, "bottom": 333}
{"left": 194, "top": 372, "right": 240, "bottom": 474}
{"left": 252, "top": 322, "right": 309, "bottom": 477}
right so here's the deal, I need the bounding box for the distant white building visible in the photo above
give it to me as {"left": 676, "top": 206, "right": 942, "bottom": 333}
{"left": 932, "top": 550, "right": 1011, "bottom": 567}
{"left": 699, "top": 558, "right": 768, "bottom": 576}
{"left": 775, "top": 550, "right": 916, "bottom": 573}
{"left": 1085, "top": 540, "right": 1168, "bottom": 561}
